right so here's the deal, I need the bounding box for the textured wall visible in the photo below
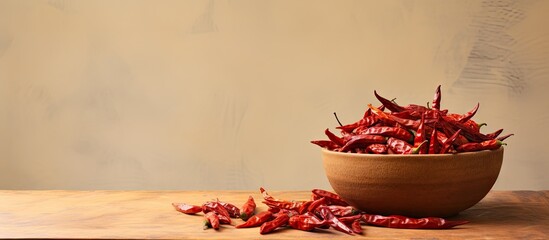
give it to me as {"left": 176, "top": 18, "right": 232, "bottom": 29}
{"left": 1, "top": 0, "right": 548, "bottom": 190}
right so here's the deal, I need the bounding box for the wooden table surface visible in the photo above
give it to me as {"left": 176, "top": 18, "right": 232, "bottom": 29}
{"left": 0, "top": 190, "right": 548, "bottom": 239}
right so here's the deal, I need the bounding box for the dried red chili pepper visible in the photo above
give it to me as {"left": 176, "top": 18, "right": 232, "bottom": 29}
{"left": 462, "top": 120, "right": 485, "bottom": 133}
{"left": 391, "top": 110, "right": 417, "bottom": 120}
{"left": 351, "top": 219, "right": 363, "bottom": 234}
{"left": 438, "top": 119, "right": 469, "bottom": 146}
{"left": 203, "top": 211, "right": 220, "bottom": 230}
{"left": 405, "top": 104, "right": 431, "bottom": 113}
{"left": 497, "top": 133, "right": 513, "bottom": 141}
{"left": 361, "top": 126, "right": 413, "bottom": 142}
{"left": 218, "top": 200, "right": 240, "bottom": 218}
{"left": 442, "top": 116, "right": 490, "bottom": 142}
{"left": 456, "top": 139, "right": 505, "bottom": 152}
{"left": 338, "top": 115, "right": 378, "bottom": 133}
{"left": 267, "top": 206, "right": 280, "bottom": 213}
{"left": 366, "top": 143, "right": 388, "bottom": 154}
{"left": 337, "top": 214, "right": 362, "bottom": 224}
{"left": 413, "top": 113, "right": 427, "bottom": 154}
{"left": 339, "top": 134, "right": 387, "bottom": 152}
{"left": 316, "top": 206, "right": 354, "bottom": 235}
{"left": 172, "top": 203, "right": 202, "bottom": 215}
{"left": 298, "top": 201, "right": 313, "bottom": 214}
{"left": 307, "top": 197, "right": 327, "bottom": 213}
{"left": 486, "top": 128, "right": 504, "bottom": 139}
{"left": 458, "top": 103, "right": 479, "bottom": 123}
{"left": 202, "top": 201, "right": 232, "bottom": 224}
{"left": 387, "top": 137, "right": 411, "bottom": 154}
{"left": 240, "top": 195, "right": 256, "bottom": 221}
{"left": 311, "top": 189, "right": 349, "bottom": 206}
{"left": 362, "top": 214, "right": 469, "bottom": 229}
{"left": 324, "top": 128, "right": 346, "bottom": 147}
{"left": 374, "top": 90, "right": 406, "bottom": 112}
{"left": 288, "top": 214, "right": 328, "bottom": 231}
{"left": 326, "top": 205, "right": 360, "bottom": 217}
{"left": 428, "top": 128, "right": 439, "bottom": 154}
{"left": 432, "top": 85, "right": 442, "bottom": 110}
{"left": 260, "top": 213, "right": 290, "bottom": 234}
{"left": 304, "top": 212, "right": 330, "bottom": 229}
{"left": 387, "top": 137, "right": 425, "bottom": 154}
{"left": 368, "top": 104, "right": 420, "bottom": 129}
{"left": 274, "top": 208, "right": 298, "bottom": 218}
{"left": 439, "top": 129, "right": 462, "bottom": 154}
{"left": 260, "top": 187, "right": 305, "bottom": 211}
{"left": 393, "top": 104, "right": 437, "bottom": 120}
{"left": 236, "top": 211, "right": 274, "bottom": 228}
{"left": 310, "top": 140, "right": 339, "bottom": 150}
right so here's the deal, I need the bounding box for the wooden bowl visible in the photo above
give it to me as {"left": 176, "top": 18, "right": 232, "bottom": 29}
{"left": 322, "top": 147, "right": 504, "bottom": 217}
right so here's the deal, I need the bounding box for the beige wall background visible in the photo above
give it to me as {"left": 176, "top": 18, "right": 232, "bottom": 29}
{"left": 1, "top": 0, "right": 548, "bottom": 190}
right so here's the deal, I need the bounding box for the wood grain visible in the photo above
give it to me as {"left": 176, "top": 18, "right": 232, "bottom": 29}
{"left": 0, "top": 190, "right": 548, "bottom": 239}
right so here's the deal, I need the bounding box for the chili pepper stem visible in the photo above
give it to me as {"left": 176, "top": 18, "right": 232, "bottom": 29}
{"left": 408, "top": 140, "right": 428, "bottom": 154}
{"left": 333, "top": 112, "right": 344, "bottom": 127}
{"left": 203, "top": 220, "right": 210, "bottom": 230}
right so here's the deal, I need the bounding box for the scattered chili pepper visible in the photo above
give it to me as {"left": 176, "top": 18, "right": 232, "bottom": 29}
{"left": 298, "top": 200, "right": 313, "bottom": 214}
{"left": 174, "top": 187, "right": 471, "bottom": 235}
{"left": 274, "top": 208, "right": 299, "bottom": 218}
{"left": 337, "top": 214, "right": 362, "bottom": 224}
{"left": 240, "top": 195, "right": 256, "bottom": 221}
{"left": 172, "top": 203, "right": 202, "bottom": 215}
{"left": 289, "top": 214, "right": 328, "bottom": 231}
{"left": 362, "top": 214, "right": 469, "bottom": 229}
{"left": 267, "top": 206, "right": 280, "bottom": 213}
{"left": 316, "top": 206, "right": 354, "bottom": 235}
{"left": 312, "top": 189, "right": 349, "bottom": 206}
{"left": 327, "top": 205, "right": 360, "bottom": 217}
{"left": 218, "top": 200, "right": 240, "bottom": 218}
{"left": 260, "top": 187, "right": 306, "bottom": 211}
{"left": 236, "top": 211, "right": 273, "bottom": 228}
{"left": 260, "top": 213, "right": 290, "bottom": 234}
{"left": 203, "top": 212, "right": 220, "bottom": 230}
{"left": 351, "top": 219, "right": 363, "bottom": 234}
{"left": 307, "top": 197, "right": 327, "bottom": 213}
{"left": 202, "top": 201, "right": 232, "bottom": 224}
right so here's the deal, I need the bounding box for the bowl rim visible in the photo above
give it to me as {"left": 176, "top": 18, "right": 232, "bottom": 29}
{"left": 321, "top": 146, "right": 504, "bottom": 159}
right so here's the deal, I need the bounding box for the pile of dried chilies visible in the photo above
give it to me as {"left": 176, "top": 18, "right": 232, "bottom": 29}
{"left": 172, "top": 188, "right": 468, "bottom": 235}
{"left": 312, "top": 85, "right": 512, "bottom": 154}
